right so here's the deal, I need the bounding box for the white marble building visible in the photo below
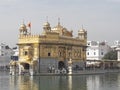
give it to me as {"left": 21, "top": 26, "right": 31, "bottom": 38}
{"left": 112, "top": 40, "right": 120, "bottom": 61}
{"left": 0, "top": 43, "right": 14, "bottom": 67}
{"left": 86, "top": 41, "right": 111, "bottom": 60}
{"left": 111, "top": 40, "right": 120, "bottom": 50}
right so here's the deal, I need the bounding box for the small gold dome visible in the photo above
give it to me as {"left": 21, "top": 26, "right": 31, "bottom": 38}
{"left": 43, "top": 22, "right": 50, "bottom": 26}
{"left": 52, "top": 23, "right": 73, "bottom": 37}
{"left": 80, "top": 28, "right": 85, "bottom": 32}
{"left": 78, "top": 28, "right": 86, "bottom": 33}
{"left": 19, "top": 23, "right": 27, "bottom": 32}
{"left": 20, "top": 23, "right": 26, "bottom": 28}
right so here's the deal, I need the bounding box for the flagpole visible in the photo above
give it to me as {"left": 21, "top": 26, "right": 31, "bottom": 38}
{"left": 28, "top": 22, "right": 31, "bottom": 35}
{"left": 30, "top": 27, "right": 31, "bottom": 35}
{"left": 29, "top": 22, "right": 31, "bottom": 35}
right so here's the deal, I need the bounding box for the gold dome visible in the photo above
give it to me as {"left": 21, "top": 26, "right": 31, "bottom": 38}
{"left": 19, "top": 23, "right": 27, "bottom": 32}
{"left": 52, "top": 24, "right": 63, "bottom": 30}
{"left": 52, "top": 23, "right": 73, "bottom": 37}
{"left": 20, "top": 24, "right": 26, "bottom": 28}
{"left": 78, "top": 28, "right": 86, "bottom": 33}
{"left": 43, "top": 22, "right": 50, "bottom": 27}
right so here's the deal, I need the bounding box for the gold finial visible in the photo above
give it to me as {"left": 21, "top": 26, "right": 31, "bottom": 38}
{"left": 58, "top": 17, "right": 60, "bottom": 25}
{"left": 46, "top": 16, "right": 48, "bottom": 22}
{"left": 22, "top": 19, "right": 25, "bottom": 24}
{"left": 82, "top": 25, "right": 84, "bottom": 29}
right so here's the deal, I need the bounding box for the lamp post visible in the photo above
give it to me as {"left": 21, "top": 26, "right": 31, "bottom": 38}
{"left": 68, "top": 58, "right": 72, "bottom": 75}
{"left": 38, "top": 43, "right": 40, "bottom": 73}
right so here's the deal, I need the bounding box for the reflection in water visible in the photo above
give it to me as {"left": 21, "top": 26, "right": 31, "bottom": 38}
{"left": 9, "top": 76, "right": 39, "bottom": 90}
{"left": 18, "top": 76, "right": 38, "bottom": 90}
{"left": 86, "top": 74, "right": 120, "bottom": 90}
{"left": 101, "top": 73, "right": 120, "bottom": 90}
{"left": 6, "top": 73, "right": 120, "bottom": 90}
{"left": 72, "top": 76, "right": 87, "bottom": 90}
{"left": 87, "top": 75, "right": 100, "bottom": 90}
{"left": 68, "top": 76, "right": 72, "bottom": 90}
{"left": 9, "top": 75, "right": 87, "bottom": 90}
{"left": 9, "top": 76, "right": 18, "bottom": 90}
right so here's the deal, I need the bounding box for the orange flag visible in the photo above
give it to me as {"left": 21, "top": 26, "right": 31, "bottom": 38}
{"left": 28, "top": 22, "right": 31, "bottom": 28}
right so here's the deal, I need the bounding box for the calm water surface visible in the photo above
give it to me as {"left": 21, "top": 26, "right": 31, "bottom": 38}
{"left": 0, "top": 72, "right": 120, "bottom": 90}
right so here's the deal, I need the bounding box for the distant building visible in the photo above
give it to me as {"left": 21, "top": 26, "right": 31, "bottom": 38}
{"left": 0, "top": 43, "right": 14, "bottom": 57}
{"left": 11, "top": 47, "right": 19, "bottom": 61}
{"left": 111, "top": 40, "right": 120, "bottom": 50}
{"left": 0, "top": 43, "right": 14, "bottom": 69}
{"left": 86, "top": 41, "right": 111, "bottom": 60}
{"left": 112, "top": 40, "right": 120, "bottom": 61}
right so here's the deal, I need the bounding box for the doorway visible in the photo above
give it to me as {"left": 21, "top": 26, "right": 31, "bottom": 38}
{"left": 58, "top": 61, "right": 65, "bottom": 70}
{"left": 22, "top": 63, "right": 30, "bottom": 69}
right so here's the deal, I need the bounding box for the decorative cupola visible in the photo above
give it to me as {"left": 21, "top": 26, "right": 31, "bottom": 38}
{"left": 19, "top": 23, "right": 28, "bottom": 35}
{"left": 51, "top": 18, "right": 73, "bottom": 37}
{"left": 42, "top": 21, "right": 51, "bottom": 35}
{"left": 43, "top": 21, "right": 51, "bottom": 32}
{"left": 78, "top": 26, "right": 87, "bottom": 40}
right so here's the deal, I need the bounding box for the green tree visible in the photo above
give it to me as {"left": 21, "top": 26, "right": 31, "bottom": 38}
{"left": 102, "top": 50, "right": 117, "bottom": 60}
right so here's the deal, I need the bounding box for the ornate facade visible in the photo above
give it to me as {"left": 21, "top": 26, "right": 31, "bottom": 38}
{"left": 10, "top": 20, "right": 87, "bottom": 75}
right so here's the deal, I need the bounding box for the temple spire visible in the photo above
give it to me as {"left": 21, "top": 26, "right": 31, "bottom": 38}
{"left": 46, "top": 16, "right": 48, "bottom": 22}
{"left": 22, "top": 19, "right": 25, "bottom": 24}
{"left": 58, "top": 17, "right": 60, "bottom": 25}
{"left": 82, "top": 25, "right": 84, "bottom": 29}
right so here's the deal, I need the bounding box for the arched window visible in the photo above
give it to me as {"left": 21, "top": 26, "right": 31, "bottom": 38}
{"left": 24, "top": 51, "right": 28, "bottom": 56}
{"left": 48, "top": 52, "right": 51, "bottom": 56}
{"left": 59, "top": 50, "right": 62, "bottom": 57}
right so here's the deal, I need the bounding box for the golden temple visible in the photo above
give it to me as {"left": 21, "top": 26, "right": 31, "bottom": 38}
{"left": 10, "top": 20, "right": 87, "bottom": 75}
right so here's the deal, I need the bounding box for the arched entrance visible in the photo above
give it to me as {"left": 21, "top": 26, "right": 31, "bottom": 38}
{"left": 22, "top": 63, "right": 30, "bottom": 69}
{"left": 58, "top": 61, "right": 65, "bottom": 70}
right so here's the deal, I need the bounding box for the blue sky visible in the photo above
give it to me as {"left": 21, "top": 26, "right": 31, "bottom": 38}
{"left": 0, "top": 0, "right": 120, "bottom": 47}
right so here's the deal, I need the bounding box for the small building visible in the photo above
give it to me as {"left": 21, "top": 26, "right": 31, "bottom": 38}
{"left": 111, "top": 40, "right": 120, "bottom": 62}
{"left": 111, "top": 40, "right": 120, "bottom": 50}
{"left": 10, "top": 20, "right": 87, "bottom": 75}
{"left": 0, "top": 43, "right": 14, "bottom": 57}
{"left": 0, "top": 43, "right": 14, "bottom": 70}
{"left": 0, "top": 43, "right": 14, "bottom": 66}
{"left": 86, "top": 41, "right": 111, "bottom": 65}
{"left": 11, "top": 47, "right": 19, "bottom": 61}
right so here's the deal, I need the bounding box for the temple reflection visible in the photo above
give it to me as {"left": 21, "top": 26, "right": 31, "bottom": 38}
{"left": 7, "top": 73, "right": 120, "bottom": 90}
{"left": 68, "top": 76, "right": 72, "bottom": 90}
{"left": 86, "top": 75, "right": 101, "bottom": 90}
{"left": 9, "top": 76, "right": 39, "bottom": 90}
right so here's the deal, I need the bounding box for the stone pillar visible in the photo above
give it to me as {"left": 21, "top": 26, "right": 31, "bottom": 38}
{"left": 33, "top": 44, "right": 40, "bottom": 73}
{"left": 10, "top": 61, "right": 17, "bottom": 75}
{"left": 9, "top": 65, "right": 13, "bottom": 75}
{"left": 18, "top": 64, "right": 22, "bottom": 75}
{"left": 68, "top": 58, "right": 72, "bottom": 75}
{"left": 116, "top": 47, "right": 120, "bottom": 67}
{"left": 116, "top": 47, "right": 120, "bottom": 61}
{"left": 34, "top": 44, "right": 39, "bottom": 59}
{"left": 29, "top": 61, "right": 37, "bottom": 76}
{"left": 29, "top": 68, "right": 34, "bottom": 76}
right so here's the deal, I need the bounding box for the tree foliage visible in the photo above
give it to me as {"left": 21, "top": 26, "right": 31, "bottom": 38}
{"left": 102, "top": 50, "right": 117, "bottom": 60}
